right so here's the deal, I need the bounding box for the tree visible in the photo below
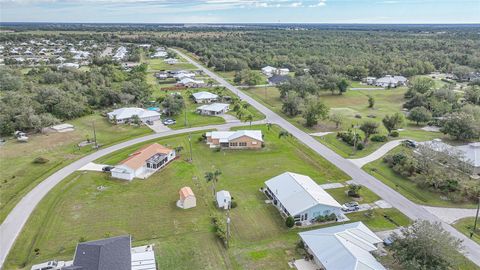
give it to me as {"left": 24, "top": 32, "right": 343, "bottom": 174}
{"left": 391, "top": 220, "right": 462, "bottom": 270}
{"left": 130, "top": 115, "right": 141, "bottom": 126}
{"left": 407, "top": 106, "right": 432, "bottom": 125}
{"left": 285, "top": 216, "right": 295, "bottom": 228}
{"left": 161, "top": 95, "right": 184, "bottom": 116}
{"left": 441, "top": 112, "right": 480, "bottom": 140}
{"left": 382, "top": 112, "right": 405, "bottom": 134}
{"left": 278, "top": 130, "right": 291, "bottom": 139}
{"left": 407, "top": 77, "right": 435, "bottom": 96}
{"left": 205, "top": 169, "right": 222, "bottom": 197}
{"left": 336, "top": 78, "right": 349, "bottom": 95}
{"left": 464, "top": 86, "right": 480, "bottom": 105}
{"left": 347, "top": 184, "right": 362, "bottom": 197}
{"left": 329, "top": 112, "right": 345, "bottom": 129}
{"left": 359, "top": 121, "right": 379, "bottom": 143}
{"left": 302, "top": 96, "right": 329, "bottom": 127}
{"left": 281, "top": 91, "right": 302, "bottom": 117}
{"left": 244, "top": 113, "right": 254, "bottom": 126}
{"left": 367, "top": 95, "right": 375, "bottom": 108}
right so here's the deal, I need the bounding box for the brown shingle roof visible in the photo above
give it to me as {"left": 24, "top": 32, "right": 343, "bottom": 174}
{"left": 119, "top": 143, "right": 173, "bottom": 170}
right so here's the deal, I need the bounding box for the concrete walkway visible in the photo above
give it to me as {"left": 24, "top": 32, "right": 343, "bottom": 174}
{"left": 309, "top": 131, "right": 333, "bottom": 137}
{"left": 348, "top": 139, "right": 404, "bottom": 168}
{"left": 220, "top": 114, "right": 241, "bottom": 123}
{"left": 423, "top": 206, "right": 479, "bottom": 224}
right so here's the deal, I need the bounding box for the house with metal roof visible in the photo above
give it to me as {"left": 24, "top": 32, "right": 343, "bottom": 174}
{"left": 374, "top": 75, "right": 408, "bottom": 88}
{"left": 107, "top": 107, "right": 161, "bottom": 124}
{"left": 205, "top": 130, "right": 263, "bottom": 149}
{"left": 111, "top": 143, "right": 176, "bottom": 181}
{"left": 264, "top": 172, "right": 343, "bottom": 225}
{"left": 196, "top": 103, "right": 229, "bottom": 115}
{"left": 192, "top": 91, "right": 219, "bottom": 103}
{"left": 216, "top": 190, "right": 232, "bottom": 209}
{"left": 298, "top": 222, "right": 386, "bottom": 270}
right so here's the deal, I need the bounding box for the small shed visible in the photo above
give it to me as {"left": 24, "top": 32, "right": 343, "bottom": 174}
{"left": 177, "top": 187, "right": 196, "bottom": 209}
{"left": 216, "top": 190, "right": 231, "bottom": 210}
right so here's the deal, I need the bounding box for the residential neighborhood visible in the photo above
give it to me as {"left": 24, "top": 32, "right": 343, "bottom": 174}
{"left": 1, "top": 16, "right": 480, "bottom": 270}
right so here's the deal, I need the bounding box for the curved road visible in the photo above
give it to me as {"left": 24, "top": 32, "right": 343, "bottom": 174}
{"left": 0, "top": 120, "right": 264, "bottom": 268}
{"left": 1, "top": 49, "right": 479, "bottom": 268}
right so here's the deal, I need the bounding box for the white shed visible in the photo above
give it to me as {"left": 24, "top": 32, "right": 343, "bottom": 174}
{"left": 216, "top": 190, "right": 232, "bottom": 209}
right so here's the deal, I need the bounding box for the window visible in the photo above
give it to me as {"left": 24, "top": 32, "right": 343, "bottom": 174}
{"left": 252, "top": 141, "right": 257, "bottom": 145}
{"left": 229, "top": 142, "right": 238, "bottom": 147}
{"left": 239, "top": 142, "right": 247, "bottom": 147}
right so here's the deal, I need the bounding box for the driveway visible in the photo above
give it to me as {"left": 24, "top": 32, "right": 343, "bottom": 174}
{"left": 423, "top": 206, "right": 479, "bottom": 224}
{"left": 77, "top": 162, "right": 109, "bottom": 172}
{"left": 348, "top": 139, "right": 404, "bottom": 168}
{"left": 174, "top": 49, "right": 480, "bottom": 266}
{"left": 220, "top": 114, "right": 241, "bottom": 123}
{"left": 146, "top": 120, "right": 171, "bottom": 133}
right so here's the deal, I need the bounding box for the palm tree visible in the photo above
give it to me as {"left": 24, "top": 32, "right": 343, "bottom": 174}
{"left": 266, "top": 122, "right": 272, "bottom": 131}
{"left": 236, "top": 108, "right": 245, "bottom": 120}
{"left": 244, "top": 113, "right": 254, "bottom": 126}
{"left": 205, "top": 169, "right": 222, "bottom": 196}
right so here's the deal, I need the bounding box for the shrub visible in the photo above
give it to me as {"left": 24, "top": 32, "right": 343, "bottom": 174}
{"left": 315, "top": 213, "right": 337, "bottom": 223}
{"left": 371, "top": 135, "right": 388, "bottom": 142}
{"left": 285, "top": 216, "right": 295, "bottom": 228}
{"left": 33, "top": 157, "right": 49, "bottom": 164}
{"left": 390, "top": 131, "right": 399, "bottom": 137}
{"left": 356, "top": 142, "right": 365, "bottom": 150}
{"left": 230, "top": 201, "right": 238, "bottom": 208}
{"left": 337, "top": 129, "right": 362, "bottom": 146}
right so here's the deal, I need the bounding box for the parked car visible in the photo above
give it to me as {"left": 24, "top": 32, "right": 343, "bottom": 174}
{"left": 404, "top": 139, "right": 418, "bottom": 148}
{"left": 383, "top": 236, "right": 394, "bottom": 246}
{"left": 341, "top": 201, "right": 360, "bottom": 212}
{"left": 163, "top": 119, "right": 176, "bottom": 125}
{"left": 102, "top": 166, "right": 115, "bottom": 172}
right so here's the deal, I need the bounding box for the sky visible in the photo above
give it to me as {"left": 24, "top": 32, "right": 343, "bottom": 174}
{"left": 0, "top": 0, "right": 479, "bottom": 24}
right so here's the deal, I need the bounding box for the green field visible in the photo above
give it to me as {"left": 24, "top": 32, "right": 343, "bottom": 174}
{"left": 146, "top": 58, "right": 197, "bottom": 71}
{"left": 0, "top": 114, "right": 152, "bottom": 223}
{"left": 453, "top": 217, "right": 480, "bottom": 245}
{"left": 216, "top": 70, "right": 268, "bottom": 85}
{"left": 363, "top": 146, "right": 477, "bottom": 209}
{"left": 5, "top": 125, "right": 413, "bottom": 270}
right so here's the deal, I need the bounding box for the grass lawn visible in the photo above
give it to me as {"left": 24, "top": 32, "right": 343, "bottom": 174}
{"left": 0, "top": 114, "right": 152, "bottom": 223}
{"left": 346, "top": 208, "right": 411, "bottom": 231}
{"left": 363, "top": 146, "right": 477, "bottom": 209}
{"left": 327, "top": 186, "right": 381, "bottom": 205}
{"left": 453, "top": 217, "right": 480, "bottom": 245}
{"left": 146, "top": 58, "right": 197, "bottom": 71}
{"left": 7, "top": 125, "right": 415, "bottom": 270}
{"left": 349, "top": 81, "right": 380, "bottom": 89}
{"left": 217, "top": 70, "right": 268, "bottom": 86}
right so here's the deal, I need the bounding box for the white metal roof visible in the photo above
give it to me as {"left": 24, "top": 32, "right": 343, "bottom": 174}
{"left": 131, "top": 245, "right": 156, "bottom": 270}
{"left": 216, "top": 190, "right": 231, "bottom": 208}
{"left": 192, "top": 91, "right": 218, "bottom": 100}
{"left": 107, "top": 107, "right": 160, "bottom": 120}
{"left": 207, "top": 130, "right": 263, "bottom": 142}
{"left": 264, "top": 172, "right": 342, "bottom": 216}
{"left": 299, "top": 222, "right": 385, "bottom": 270}
{"left": 197, "top": 103, "right": 229, "bottom": 113}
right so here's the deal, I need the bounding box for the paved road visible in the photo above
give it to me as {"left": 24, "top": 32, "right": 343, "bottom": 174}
{"left": 423, "top": 206, "right": 480, "bottom": 224}
{"left": 174, "top": 49, "right": 480, "bottom": 266}
{"left": 348, "top": 139, "right": 404, "bottom": 168}
{"left": 0, "top": 120, "right": 264, "bottom": 268}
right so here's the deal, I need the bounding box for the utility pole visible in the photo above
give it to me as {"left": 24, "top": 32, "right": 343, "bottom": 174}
{"left": 188, "top": 133, "right": 193, "bottom": 162}
{"left": 226, "top": 210, "right": 231, "bottom": 248}
{"left": 184, "top": 102, "right": 187, "bottom": 127}
{"left": 471, "top": 196, "right": 480, "bottom": 239}
{"left": 92, "top": 121, "right": 98, "bottom": 150}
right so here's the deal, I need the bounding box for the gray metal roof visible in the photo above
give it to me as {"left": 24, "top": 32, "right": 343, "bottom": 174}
{"left": 66, "top": 235, "right": 132, "bottom": 270}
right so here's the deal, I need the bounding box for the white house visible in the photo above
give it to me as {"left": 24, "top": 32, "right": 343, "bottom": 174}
{"left": 177, "top": 186, "right": 196, "bottom": 209}
{"left": 216, "top": 190, "right": 232, "bottom": 209}
{"left": 111, "top": 143, "right": 176, "bottom": 181}
{"left": 113, "top": 46, "right": 127, "bottom": 60}
{"left": 165, "top": 58, "right": 178, "bottom": 65}
{"left": 107, "top": 107, "right": 161, "bottom": 124}
{"left": 363, "top": 77, "right": 377, "bottom": 85}
{"left": 375, "top": 75, "right": 408, "bottom": 88}
{"left": 196, "top": 103, "right": 229, "bottom": 115}
{"left": 299, "top": 222, "right": 386, "bottom": 270}
{"left": 173, "top": 71, "right": 196, "bottom": 80}
{"left": 176, "top": 78, "right": 205, "bottom": 88}
{"left": 192, "top": 91, "right": 219, "bottom": 103}
{"left": 419, "top": 139, "right": 480, "bottom": 175}
{"left": 264, "top": 172, "right": 343, "bottom": 225}
{"left": 57, "top": 63, "right": 79, "bottom": 69}
{"left": 277, "top": 68, "right": 290, "bottom": 76}
{"left": 261, "top": 66, "right": 277, "bottom": 77}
